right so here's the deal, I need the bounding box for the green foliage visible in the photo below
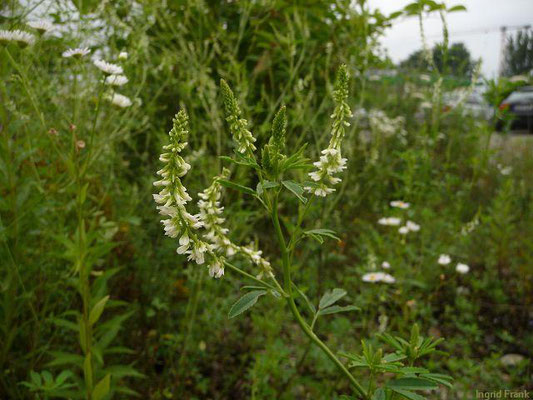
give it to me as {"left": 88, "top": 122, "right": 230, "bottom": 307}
{"left": 503, "top": 29, "right": 533, "bottom": 76}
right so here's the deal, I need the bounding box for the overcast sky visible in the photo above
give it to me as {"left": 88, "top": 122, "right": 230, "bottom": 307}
{"left": 371, "top": 0, "right": 533, "bottom": 77}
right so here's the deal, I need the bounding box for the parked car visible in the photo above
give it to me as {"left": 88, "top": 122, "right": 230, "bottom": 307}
{"left": 442, "top": 89, "right": 494, "bottom": 120}
{"left": 498, "top": 86, "right": 533, "bottom": 132}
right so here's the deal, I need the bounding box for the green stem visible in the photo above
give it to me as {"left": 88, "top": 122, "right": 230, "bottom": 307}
{"left": 270, "top": 193, "right": 368, "bottom": 399}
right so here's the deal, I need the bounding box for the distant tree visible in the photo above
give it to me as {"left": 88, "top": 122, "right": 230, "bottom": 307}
{"left": 400, "top": 42, "right": 474, "bottom": 77}
{"left": 503, "top": 29, "right": 533, "bottom": 76}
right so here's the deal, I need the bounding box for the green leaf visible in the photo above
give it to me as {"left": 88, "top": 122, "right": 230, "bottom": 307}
{"left": 293, "top": 284, "right": 316, "bottom": 315}
{"left": 51, "top": 317, "right": 78, "bottom": 332}
{"left": 93, "top": 374, "right": 110, "bottom": 400}
{"left": 389, "top": 388, "right": 426, "bottom": 400}
{"left": 420, "top": 373, "right": 454, "bottom": 388}
{"left": 447, "top": 5, "right": 466, "bottom": 12}
{"left": 304, "top": 228, "right": 340, "bottom": 242}
{"left": 318, "top": 305, "right": 360, "bottom": 315}
{"left": 89, "top": 296, "right": 110, "bottom": 326}
{"left": 218, "top": 179, "right": 256, "bottom": 196}
{"left": 281, "top": 180, "right": 307, "bottom": 204}
{"left": 30, "top": 371, "right": 41, "bottom": 386}
{"left": 386, "top": 377, "right": 438, "bottom": 391}
{"left": 228, "top": 290, "right": 266, "bottom": 318}
{"left": 372, "top": 388, "right": 386, "bottom": 400}
{"left": 46, "top": 351, "right": 84, "bottom": 368}
{"left": 105, "top": 365, "right": 145, "bottom": 379}
{"left": 256, "top": 180, "right": 279, "bottom": 195}
{"left": 319, "top": 288, "right": 347, "bottom": 309}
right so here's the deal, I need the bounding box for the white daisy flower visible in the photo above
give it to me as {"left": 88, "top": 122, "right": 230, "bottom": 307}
{"left": 390, "top": 200, "right": 410, "bottom": 209}
{"left": 456, "top": 263, "right": 470, "bottom": 274}
{"left": 406, "top": 221, "right": 420, "bottom": 232}
{"left": 381, "top": 261, "right": 390, "bottom": 269}
{"left": 362, "top": 272, "right": 396, "bottom": 284}
{"left": 107, "top": 93, "right": 132, "bottom": 108}
{"left": 438, "top": 254, "right": 451, "bottom": 265}
{"left": 105, "top": 74, "right": 129, "bottom": 86}
{"left": 0, "top": 29, "right": 35, "bottom": 47}
{"left": 118, "top": 51, "right": 128, "bottom": 60}
{"left": 27, "top": 20, "right": 54, "bottom": 34}
{"left": 378, "top": 217, "right": 401, "bottom": 226}
{"left": 93, "top": 59, "right": 123, "bottom": 75}
{"left": 398, "top": 226, "right": 409, "bottom": 235}
{"left": 62, "top": 47, "right": 91, "bottom": 58}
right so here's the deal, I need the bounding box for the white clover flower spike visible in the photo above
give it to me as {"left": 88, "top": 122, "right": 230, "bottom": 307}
{"left": 390, "top": 200, "right": 410, "bottom": 209}
{"left": 305, "top": 65, "right": 352, "bottom": 197}
{"left": 197, "top": 169, "right": 273, "bottom": 278}
{"left": 93, "top": 59, "right": 123, "bottom": 75}
{"left": 27, "top": 20, "right": 54, "bottom": 34}
{"left": 456, "top": 263, "right": 470, "bottom": 274}
{"left": 362, "top": 272, "right": 395, "bottom": 284}
{"left": 105, "top": 75, "right": 129, "bottom": 86}
{"left": 438, "top": 254, "right": 451, "bottom": 265}
{"left": 378, "top": 217, "right": 401, "bottom": 226}
{"left": 220, "top": 79, "right": 257, "bottom": 154}
{"left": 118, "top": 51, "right": 128, "bottom": 60}
{"left": 62, "top": 47, "right": 91, "bottom": 58}
{"left": 0, "top": 30, "right": 35, "bottom": 47}
{"left": 153, "top": 110, "right": 223, "bottom": 276}
{"left": 107, "top": 93, "right": 132, "bottom": 108}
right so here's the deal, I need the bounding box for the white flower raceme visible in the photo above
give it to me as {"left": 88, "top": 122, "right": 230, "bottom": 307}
{"left": 398, "top": 226, "right": 409, "bottom": 235}
{"left": 381, "top": 261, "right": 391, "bottom": 269}
{"left": 220, "top": 80, "right": 257, "bottom": 154}
{"left": 362, "top": 272, "right": 396, "bottom": 284}
{"left": 438, "top": 254, "right": 451, "bottom": 265}
{"left": 93, "top": 59, "right": 123, "bottom": 75}
{"left": 153, "top": 110, "right": 223, "bottom": 275}
{"left": 456, "top": 263, "right": 470, "bottom": 274}
{"left": 197, "top": 169, "right": 273, "bottom": 278}
{"left": 27, "top": 20, "right": 54, "bottom": 34}
{"left": 62, "top": 47, "right": 91, "bottom": 58}
{"left": 378, "top": 217, "right": 401, "bottom": 226}
{"left": 390, "top": 200, "right": 410, "bottom": 209}
{"left": 105, "top": 74, "right": 129, "bottom": 86}
{"left": 107, "top": 93, "right": 132, "bottom": 108}
{"left": 0, "top": 29, "right": 35, "bottom": 47}
{"left": 118, "top": 51, "right": 128, "bottom": 60}
{"left": 305, "top": 65, "right": 352, "bottom": 197}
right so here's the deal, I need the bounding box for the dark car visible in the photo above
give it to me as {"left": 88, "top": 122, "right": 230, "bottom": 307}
{"left": 498, "top": 86, "right": 533, "bottom": 132}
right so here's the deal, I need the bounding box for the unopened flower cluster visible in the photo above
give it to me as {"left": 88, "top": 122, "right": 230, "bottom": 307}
{"left": 305, "top": 65, "right": 352, "bottom": 197}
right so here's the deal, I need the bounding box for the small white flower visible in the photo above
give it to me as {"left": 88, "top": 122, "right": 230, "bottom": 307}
{"left": 93, "top": 59, "right": 123, "bottom": 75}
{"left": 438, "top": 254, "right": 451, "bottom": 265}
{"left": 497, "top": 164, "right": 512, "bottom": 176}
{"left": 0, "top": 29, "right": 35, "bottom": 47}
{"left": 390, "top": 200, "right": 410, "bottom": 209}
{"left": 406, "top": 221, "right": 420, "bottom": 232}
{"left": 456, "top": 263, "right": 470, "bottom": 274}
{"left": 362, "top": 272, "right": 395, "bottom": 284}
{"left": 378, "top": 217, "right": 401, "bottom": 226}
{"left": 105, "top": 74, "right": 129, "bottom": 86}
{"left": 118, "top": 51, "right": 128, "bottom": 60}
{"left": 208, "top": 260, "right": 224, "bottom": 278}
{"left": 398, "top": 226, "right": 409, "bottom": 235}
{"left": 107, "top": 93, "right": 132, "bottom": 108}
{"left": 27, "top": 20, "right": 54, "bottom": 34}
{"left": 62, "top": 47, "right": 91, "bottom": 58}
{"left": 381, "top": 261, "right": 390, "bottom": 269}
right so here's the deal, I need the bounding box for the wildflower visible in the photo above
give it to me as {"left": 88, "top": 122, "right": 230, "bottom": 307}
{"left": 305, "top": 65, "right": 352, "bottom": 197}
{"left": 497, "top": 164, "right": 512, "bottom": 176}
{"left": 76, "top": 140, "right": 86, "bottom": 150}
{"left": 62, "top": 47, "right": 91, "bottom": 58}
{"left": 378, "top": 217, "right": 401, "bottom": 226}
{"left": 456, "top": 263, "right": 470, "bottom": 274}
{"left": 362, "top": 272, "right": 396, "bottom": 284}
{"left": 153, "top": 110, "right": 223, "bottom": 276}
{"left": 105, "top": 74, "right": 129, "bottom": 86}
{"left": 197, "top": 169, "right": 273, "bottom": 277}
{"left": 381, "top": 261, "right": 390, "bottom": 269}
{"left": 27, "top": 20, "right": 54, "bottom": 34}
{"left": 107, "top": 93, "right": 132, "bottom": 108}
{"left": 93, "top": 59, "right": 123, "bottom": 75}
{"left": 406, "top": 221, "right": 420, "bottom": 232}
{"left": 390, "top": 200, "right": 410, "bottom": 209}
{"left": 398, "top": 226, "right": 409, "bottom": 235}
{"left": 0, "top": 29, "right": 35, "bottom": 47}
{"left": 220, "top": 79, "right": 257, "bottom": 154}
{"left": 118, "top": 51, "right": 128, "bottom": 60}
{"left": 438, "top": 254, "right": 451, "bottom": 265}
